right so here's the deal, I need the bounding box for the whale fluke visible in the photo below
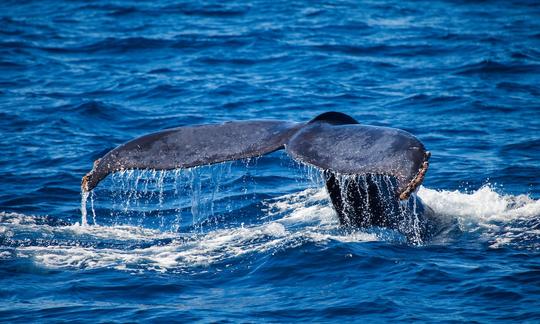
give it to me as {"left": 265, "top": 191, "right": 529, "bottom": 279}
{"left": 82, "top": 112, "right": 429, "bottom": 199}
{"left": 81, "top": 111, "right": 431, "bottom": 235}
{"left": 82, "top": 120, "right": 303, "bottom": 191}
{"left": 286, "top": 112, "right": 429, "bottom": 199}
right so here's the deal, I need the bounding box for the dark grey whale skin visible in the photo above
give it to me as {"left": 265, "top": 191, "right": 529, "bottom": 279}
{"left": 82, "top": 120, "right": 304, "bottom": 191}
{"left": 287, "top": 112, "right": 432, "bottom": 241}
{"left": 82, "top": 112, "right": 430, "bottom": 237}
{"left": 286, "top": 112, "right": 427, "bottom": 196}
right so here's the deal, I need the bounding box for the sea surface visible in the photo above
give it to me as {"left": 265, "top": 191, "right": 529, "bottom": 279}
{"left": 1, "top": 0, "right": 540, "bottom": 322}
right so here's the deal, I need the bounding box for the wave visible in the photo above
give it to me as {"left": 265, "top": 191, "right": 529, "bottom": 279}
{"left": 36, "top": 33, "right": 258, "bottom": 55}
{"left": 42, "top": 37, "right": 174, "bottom": 54}
{"left": 2, "top": 185, "right": 539, "bottom": 272}
{"left": 159, "top": 3, "right": 250, "bottom": 17}
{"left": 62, "top": 101, "right": 126, "bottom": 120}
{"left": 419, "top": 186, "right": 540, "bottom": 221}
{"left": 306, "top": 43, "right": 441, "bottom": 57}
{"left": 455, "top": 59, "right": 540, "bottom": 75}
{"left": 419, "top": 186, "right": 540, "bottom": 249}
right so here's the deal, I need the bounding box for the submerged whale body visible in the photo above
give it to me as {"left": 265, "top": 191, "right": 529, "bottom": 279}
{"left": 82, "top": 112, "right": 431, "bottom": 241}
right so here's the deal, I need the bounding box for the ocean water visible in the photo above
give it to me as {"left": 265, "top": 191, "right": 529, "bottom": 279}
{"left": 1, "top": 0, "right": 540, "bottom": 322}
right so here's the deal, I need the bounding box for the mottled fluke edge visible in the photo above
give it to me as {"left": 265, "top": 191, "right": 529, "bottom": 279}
{"left": 82, "top": 112, "right": 430, "bottom": 200}
{"left": 399, "top": 151, "right": 430, "bottom": 200}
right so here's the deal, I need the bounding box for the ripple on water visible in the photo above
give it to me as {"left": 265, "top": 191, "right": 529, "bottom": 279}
{"left": 1, "top": 0, "right": 540, "bottom": 321}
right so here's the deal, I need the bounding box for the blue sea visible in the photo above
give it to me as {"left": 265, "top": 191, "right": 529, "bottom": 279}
{"left": 1, "top": 0, "right": 540, "bottom": 322}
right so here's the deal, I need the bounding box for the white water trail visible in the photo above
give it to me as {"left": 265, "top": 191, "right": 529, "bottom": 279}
{"left": 418, "top": 186, "right": 540, "bottom": 222}
{"left": 80, "top": 190, "right": 89, "bottom": 226}
{"left": 90, "top": 190, "right": 97, "bottom": 225}
{"left": 4, "top": 184, "right": 540, "bottom": 272}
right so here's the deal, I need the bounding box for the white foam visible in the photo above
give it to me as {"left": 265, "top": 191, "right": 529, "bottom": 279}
{"left": 0, "top": 212, "right": 39, "bottom": 225}
{"left": 418, "top": 185, "right": 540, "bottom": 249}
{"left": 418, "top": 185, "right": 540, "bottom": 222}
{"left": 3, "top": 185, "right": 540, "bottom": 271}
{"left": 14, "top": 222, "right": 289, "bottom": 271}
{"left": 264, "top": 187, "right": 338, "bottom": 225}
{"left": 15, "top": 218, "right": 378, "bottom": 272}
{"left": 0, "top": 211, "right": 177, "bottom": 241}
{"left": 2, "top": 188, "right": 378, "bottom": 271}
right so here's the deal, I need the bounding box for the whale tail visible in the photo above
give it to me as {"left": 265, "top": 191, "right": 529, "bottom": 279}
{"left": 82, "top": 112, "right": 430, "bottom": 228}
{"left": 82, "top": 112, "right": 429, "bottom": 199}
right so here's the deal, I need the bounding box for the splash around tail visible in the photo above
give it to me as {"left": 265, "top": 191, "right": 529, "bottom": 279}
{"left": 80, "top": 112, "right": 431, "bottom": 238}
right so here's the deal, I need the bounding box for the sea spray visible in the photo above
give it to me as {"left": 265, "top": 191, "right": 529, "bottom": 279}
{"left": 80, "top": 190, "right": 89, "bottom": 226}
{"left": 189, "top": 167, "right": 202, "bottom": 230}
{"left": 76, "top": 155, "right": 316, "bottom": 231}
{"left": 324, "top": 173, "right": 428, "bottom": 244}
{"left": 82, "top": 162, "right": 236, "bottom": 230}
